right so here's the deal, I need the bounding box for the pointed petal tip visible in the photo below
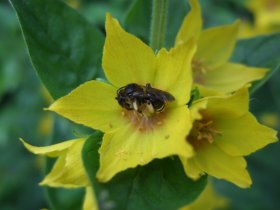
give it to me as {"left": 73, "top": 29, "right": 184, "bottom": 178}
{"left": 271, "top": 130, "right": 278, "bottom": 143}
{"left": 105, "top": 12, "right": 112, "bottom": 21}
{"left": 19, "top": 138, "right": 34, "bottom": 153}
{"left": 45, "top": 101, "right": 58, "bottom": 112}
{"left": 175, "top": 0, "right": 202, "bottom": 45}
{"left": 96, "top": 170, "right": 112, "bottom": 183}
{"left": 19, "top": 137, "right": 24, "bottom": 144}
{"left": 38, "top": 180, "right": 47, "bottom": 186}
{"left": 239, "top": 178, "right": 252, "bottom": 189}
{"left": 43, "top": 107, "right": 50, "bottom": 111}
{"left": 39, "top": 177, "right": 87, "bottom": 188}
{"left": 189, "top": 0, "right": 201, "bottom": 14}
{"left": 188, "top": 0, "right": 201, "bottom": 13}
{"left": 105, "top": 13, "right": 117, "bottom": 30}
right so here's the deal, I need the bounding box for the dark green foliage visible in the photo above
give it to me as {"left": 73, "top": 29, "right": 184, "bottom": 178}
{"left": 232, "top": 34, "right": 280, "bottom": 94}
{"left": 10, "top": 0, "right": 105, "bottom": 99}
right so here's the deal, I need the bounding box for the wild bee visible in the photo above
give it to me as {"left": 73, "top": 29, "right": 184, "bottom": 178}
{"left": 116, "top": 83, "right": 175, "bottom": 114}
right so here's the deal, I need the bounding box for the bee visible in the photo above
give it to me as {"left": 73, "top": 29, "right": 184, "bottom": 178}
{"left": 116, "top": 83, "right": 175, "bottom": 114}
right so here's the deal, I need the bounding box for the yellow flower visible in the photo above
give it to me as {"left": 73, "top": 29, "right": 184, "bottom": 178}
{"left": 180, "top": 180, "right": 228, "bottom": 210}
{"left": 20, "top": 138, "right": 98, "bottom": 210}
{"left": 180, "top": 88, "right": 277, "bottom": 188}
{"left": 240, "top": 0, "right": 280, "bottom": 38}
{"left": 47, "top": 14, "right": 196, "bottom": 182}
{"left": 175, "top": 0, "right": 267, "bottom": 96}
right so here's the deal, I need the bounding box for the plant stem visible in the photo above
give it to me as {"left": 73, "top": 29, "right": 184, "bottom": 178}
{"left": 149, "top": 0, "right": 168, "bottom": 51}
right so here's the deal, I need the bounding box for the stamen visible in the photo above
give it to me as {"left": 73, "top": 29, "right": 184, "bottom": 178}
{"left": 123, "top": 109, "right": 167, "bottom": 132}
{"left": 156, "top": 121, "right": 163, "bottom": 125}
{"left": 188, "top": 112, "right": 222, "bottom": 148}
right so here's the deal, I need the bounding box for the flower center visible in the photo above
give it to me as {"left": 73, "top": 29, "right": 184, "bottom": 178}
{"left": 191, "top": 58, "right": 209, "bottom": 84}
{"left": 116, "top": 83, "right": 175, "bottom": 131}
{"left": 187, "top": 111, "right": 222, "bottom": 148}
{"left": 122, "top": 109, "right": 168, "bottom": 132}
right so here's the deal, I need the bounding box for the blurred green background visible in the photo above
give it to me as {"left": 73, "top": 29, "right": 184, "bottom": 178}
{"left": 0, "top": 0, "right": 279, "bottom": 209}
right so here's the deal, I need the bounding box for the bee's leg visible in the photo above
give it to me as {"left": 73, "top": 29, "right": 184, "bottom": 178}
{"left": 132, "top": 100, "right": 139, "bottom": 111}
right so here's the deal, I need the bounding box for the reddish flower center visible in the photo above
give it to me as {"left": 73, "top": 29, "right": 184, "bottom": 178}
{"left": 187, "top": 111, "right": 222, "bottom": 149}
{"left": 122, "top": 108, "right": 169, "bottom": 132}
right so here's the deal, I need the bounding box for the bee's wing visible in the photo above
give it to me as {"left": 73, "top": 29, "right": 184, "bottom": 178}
{"left": 162, "top": 92, "right": 175, "bottom": 101}
{"left": 152, "top": 89, "right": 175, "bottom": 102}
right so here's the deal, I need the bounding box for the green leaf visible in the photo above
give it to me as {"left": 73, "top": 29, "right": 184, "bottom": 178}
{"left": 231, "top": 33, "right": 280, "bottom": 94}
{"left": 124, "top": 0, "right": 188, "bottom": 48}
{"left": 124, "top": 0, "right": 151, "bottom": 44}
{"left": 188, "top": 87, "right": 201, "bottom": 106}
{"left": 9, "top": 0, "right": 105, "bottom": 99}
{"left": 45, "top": 187, "right": 84, "bottom": 210}
{"left": 82, "top": 133, "right": 207, "bottom": 210}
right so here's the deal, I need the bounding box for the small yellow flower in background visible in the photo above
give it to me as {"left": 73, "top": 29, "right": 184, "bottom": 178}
{"left": 260, "top": 112, "right": 279, "bottom": 129}
{"left": 175, "top": 0, "right": 267, "bottom": 96}
{"left": 37, "top": 114, "right": 53, "bottom": 137}
{"left": 65, "top": 0, "right": 80, "bottom": 9}
{"left": 37, "top": 86, "right": 54, "bottom": 137}
{"left": 180, "top": 88, "right": 277, "bottom": 188}
{"left": 250, "top": 0, "right": 280, "bottom": 27}
{"left": 47, "top": 14, "right": 196, "bottom": 182}
{"left": 20, "top": 138, "right": 98, "bottom": 210}
{"left": 240, "top": 0, "right": 280, "bottom": 38}
{"left": 180, "top": 180, "right": 228, "bottom": 210}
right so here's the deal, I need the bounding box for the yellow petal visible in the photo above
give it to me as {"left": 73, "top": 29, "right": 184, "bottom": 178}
{"left": 175, "top": 0, "right": 202, "bottom": 46}
{"left": 193, "top": 84, "right": 222, "bottom": 97}
{"left": 196, "top": 21, "right": 240, "bottom": 68}
{"left": 179, "top": 156, "right": 204, "bottom": 180}
{"left": 83, "top": 187, "right": 98, "bottom": 210}
{"left": 204, "top": 88, "right": 249, "bottom": 119}
{"left": 189, "top": 99, "right": 208, "bottom": 122}
{"left": 201, "top": 63, "right": 267, "bottom": 94}
{"left": 214, "top": 113, "right": 278, "bottom": 156}
{"left": 103, "top": 13, "right": 156, "bottom": 87}
{"left": 154, "top": 40, "right": 196, "bottom": 105}
{"left": 97, "top": 106, "right": 193, "bottom": 182}
{"left": 194, "top": 143, "right": 252, "bottom": 188}
{"left": 40, "top": 139, "right": 90, "bottom": 188}
{"left": 48, "top": 80, "right": 126, "bottom": 133}
{"left": 40, "top": 154, "right": 67, "bottom": 185}
{"left": 20, "top": 138, "right": 78, "bottom": 157}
